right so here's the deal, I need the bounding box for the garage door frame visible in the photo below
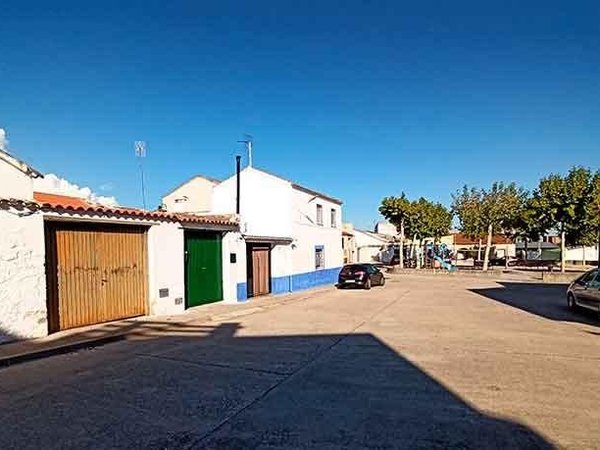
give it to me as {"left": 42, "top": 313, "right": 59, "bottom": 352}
{"left": 45, "top": 220, "right": 149, "bottom": 333}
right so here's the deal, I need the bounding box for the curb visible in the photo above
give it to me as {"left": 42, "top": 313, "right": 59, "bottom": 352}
{"left": 0, "top": 334, "right": 128, "bottom": 369}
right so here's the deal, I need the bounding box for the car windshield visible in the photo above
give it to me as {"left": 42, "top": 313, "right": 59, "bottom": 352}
{"left": 579, "top": 270, "right": 598, "bottom": 284}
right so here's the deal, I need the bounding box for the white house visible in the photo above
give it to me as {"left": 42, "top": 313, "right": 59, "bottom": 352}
{"left": 0, "top": 148, "right": 240, "bottom": 342}
{"left": 162, "top": 175, "right": 220, "bottom": 213}
{"left": 163, "top": 166, "right": 344, "bottom": 301}
{"left": 353, "top": 229, "right": 391, "bottom": 263}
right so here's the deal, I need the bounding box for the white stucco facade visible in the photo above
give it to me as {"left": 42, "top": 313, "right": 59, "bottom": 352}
{"left": 354, "top": 229, "right": 389, "bottom": 263}
{"left": 213, "top": 168, "right": 293, "bottom": 238}
{"left": 221, "top": 231, "right": 249, "bottom": 302}
{"left": 0, "top": 155, "right": 36, "bottom": 200}
{"left": 0, "top": 209, "right": 47, "bottom": 342}
{"left": 147, "top": 221, "right": 186, "bottom": 316}
{"left": 210, "top": 167, "right": 344, "bottom": 299}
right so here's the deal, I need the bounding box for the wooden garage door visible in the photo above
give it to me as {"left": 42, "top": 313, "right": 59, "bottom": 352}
{"left": 45, "top": 222, "right": 148, "bottom": 332}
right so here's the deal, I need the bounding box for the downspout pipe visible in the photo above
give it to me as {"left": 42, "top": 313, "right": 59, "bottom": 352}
{"left": 236, "top": 155, "right": 241, "bottom": 215}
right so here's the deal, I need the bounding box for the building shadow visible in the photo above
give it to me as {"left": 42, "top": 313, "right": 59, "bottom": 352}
{"left": 470, "top": 282, "right": 599, "bottom": 327}
{"left": 0, "top": 322, "right": 554, "bottom": 449}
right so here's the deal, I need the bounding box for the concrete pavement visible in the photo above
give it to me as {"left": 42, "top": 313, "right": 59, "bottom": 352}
{"left": 0, "top": 275, "right": 598, "bottom": 448}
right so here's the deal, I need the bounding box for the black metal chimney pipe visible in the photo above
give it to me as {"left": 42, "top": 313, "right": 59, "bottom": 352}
{"left": 236, "top": 155, "right": 241, "bottom": 215}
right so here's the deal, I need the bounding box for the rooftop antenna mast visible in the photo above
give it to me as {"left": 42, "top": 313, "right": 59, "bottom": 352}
{"left": 237, "top": 134, "right": 253, "bottom": 167}
{"left": 134, "top": 140, "right": 148, "bottom": 210}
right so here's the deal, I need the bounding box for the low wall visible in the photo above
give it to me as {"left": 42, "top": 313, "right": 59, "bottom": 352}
{"left": 540, "top": 271, "right": 585, "bottom": 284}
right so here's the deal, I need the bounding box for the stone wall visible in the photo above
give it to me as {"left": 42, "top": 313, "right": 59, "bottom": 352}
{"left": 0, "top": 210, "right": 47, "bottom": 342}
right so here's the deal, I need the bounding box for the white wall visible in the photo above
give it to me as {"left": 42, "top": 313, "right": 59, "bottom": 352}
{"left": 222, "top": 232, "right": 247, "bottom": 302}
{"left": 375, "top": 221, "right": 397, "bottom": 236}
{"left": 147, "top": 222, "right": 186, "bottom": 316}
{"left": 566, "top": 246, "right": 599, "bottom": 262}
{"left": 353, "top": 230, "right": 387, "bottom": 263}
{"left": 0, "top": 158, "right": 34, "bottom": 200}
{"left": 271, "top": 244, "right": 293, "bottom": 277}
{"left": 291, "top": 188, "right": 343, "bottom": 274}
{"left": 213, "top": 168, "right": 293, "bottom": 238}
{"left": 162, "top": 177, "right": 217, "bottom": 213}
{"left": 0, "top": 210, "right": 46, "bottom": 342}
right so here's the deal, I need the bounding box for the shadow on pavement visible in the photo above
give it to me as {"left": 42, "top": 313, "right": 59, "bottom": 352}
{"left": 0, "top": 322, "right": 553, "bottom": 449}
{"left": 470, "top": 282, "right": 599, "bottom": 327}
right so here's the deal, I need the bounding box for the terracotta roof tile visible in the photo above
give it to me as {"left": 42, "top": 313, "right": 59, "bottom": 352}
{"left": 33, "top": 192, "right": 91, "bottom": 208}
{"left": 453, "top": 232, "right": 513, "bottom": 245}
{"left": 26, "top": 192, "right": 238, "bottom": 227}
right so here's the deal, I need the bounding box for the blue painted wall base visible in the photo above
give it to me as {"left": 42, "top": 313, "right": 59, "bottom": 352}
{"left": 237, "top": 267, "right": 341, "bottom": 301}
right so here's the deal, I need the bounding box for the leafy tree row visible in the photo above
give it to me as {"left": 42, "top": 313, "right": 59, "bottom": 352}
{"left": 379, "top": 167, "right": 600, "bottom": 272}
{"left": 379, "top": 195, "right": 452, "bottom": 268}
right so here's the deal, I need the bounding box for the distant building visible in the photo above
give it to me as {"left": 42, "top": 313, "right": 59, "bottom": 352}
{"left": 162, "top": 175, "right": 221, "bottom": 213}
{"left": 374, "top": 221, "right": 397, "bottom": 236}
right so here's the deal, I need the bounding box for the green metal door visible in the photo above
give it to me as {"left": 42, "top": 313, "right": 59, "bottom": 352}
{"left": 185, "top": 232, "right": 223, "bottom": 308}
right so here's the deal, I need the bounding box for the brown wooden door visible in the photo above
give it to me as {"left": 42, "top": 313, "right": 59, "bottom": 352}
{"left": 249, "top": 245, "right": 270, "bottom": 297}
{"left": 46, "top": 222, "right": 148, "bottom": 332}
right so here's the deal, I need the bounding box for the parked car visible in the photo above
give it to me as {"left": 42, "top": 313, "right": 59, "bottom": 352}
{"left": 337, "top": 263, "right": 385, "bottom": 289}
{"left": 567, "top": 269, "right": 600, "bottom": 313}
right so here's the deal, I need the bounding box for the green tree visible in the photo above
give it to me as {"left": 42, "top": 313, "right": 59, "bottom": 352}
{"left": 380, "top": 196, "right": 452, "bottom": 269}
{"left": 453, "top": 183, "right": 527, "bottom": 271}
{"left": 425, "top": 201, "right": 453, "bottom": 241}
{"left": 531, "top": 167, "right": 592, "bottom": 272}
{"left": 379, "top": 193, "right": 411, "bottom": 268}
{"left": 505, "top": 197, "right": 543, "bottom": 261}
{"left": 583, "top": 171, "right": 600, "bottom": 267}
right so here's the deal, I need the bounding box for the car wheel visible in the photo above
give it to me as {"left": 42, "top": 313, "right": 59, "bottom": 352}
{"left": 380, "top": 276, "right": 386, "bottom": 286}
{"left": 364, "top": 278, "right": 372, "bottom": 290}
{"left": 567, "top": 293, "right": 577, "bottom": 310}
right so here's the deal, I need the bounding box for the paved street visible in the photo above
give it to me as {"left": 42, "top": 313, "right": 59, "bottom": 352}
{"left": 1, "top": 274, "right": 599, "bottom": 449}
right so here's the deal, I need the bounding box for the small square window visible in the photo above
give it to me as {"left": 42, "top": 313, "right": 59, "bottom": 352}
{"left": 315, "top": 246, "right": 325, "bottom": 269}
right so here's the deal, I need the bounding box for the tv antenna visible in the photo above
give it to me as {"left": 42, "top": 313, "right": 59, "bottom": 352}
{"left": 237, "top": 134, "right": 253, "bottom": 167}
{"left": 134, "top": 140, "right": 148, "bottom": 210}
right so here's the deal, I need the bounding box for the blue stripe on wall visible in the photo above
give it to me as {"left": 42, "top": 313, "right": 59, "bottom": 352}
{"left": 271, "top": 276, "right": 291, "bottom": 294}
{"left": 272, "top": 267, "right": 341, "bottom": 294}
{"left": 236, "top": 283, "right": 248, "bottom": 302}
{"left": 239, "top": 268, "right": 341, "bottom": 301}
{"left": 291, "top": 267, "right": 340, "bottom": 291}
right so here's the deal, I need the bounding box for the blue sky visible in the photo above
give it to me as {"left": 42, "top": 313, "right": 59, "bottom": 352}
{"left": 1, "top": 0, "right": 599, "bottom": 229}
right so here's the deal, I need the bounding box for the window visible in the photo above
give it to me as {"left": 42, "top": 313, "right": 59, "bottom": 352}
{"left": 579, "top": 270, "right": 598, "bottom": 285}
{"left": 330, "top": 208, "right": 337, "bottom": 228}
{"left": 316, "top": 204, "right": 323, "bottom": 226}
{"left": 315, "top": 246, "right": 325, "bottom": 269}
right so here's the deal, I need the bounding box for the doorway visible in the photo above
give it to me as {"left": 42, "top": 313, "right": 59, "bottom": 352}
{"left": 247, "top": 243, "right": 271, "bottom": 297}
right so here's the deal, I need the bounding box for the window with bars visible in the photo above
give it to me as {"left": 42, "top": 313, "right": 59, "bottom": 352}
{"left": 315, "top": 245, "right": 325, "bottom": 269}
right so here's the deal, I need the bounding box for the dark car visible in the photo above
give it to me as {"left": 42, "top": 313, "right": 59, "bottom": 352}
{"left": 567, "top": 268, "right": 600, "bottom": 314}
{"left": 337, "top": 263, "right": 385, "bottom": 289}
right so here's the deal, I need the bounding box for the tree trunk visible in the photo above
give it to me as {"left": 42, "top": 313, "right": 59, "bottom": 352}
{"left": 560, "top": 227, "right": 566, "bottom": 273}
{"left": 416, "top": 238, "right": 422, "bottom": 269}
{"left": 411, "top": 233, "right": 417, "bottom": 265}
{"left": 597, "top": 229, "right": 600, "bottom": 270}
{"left": 399, "top": 220, "right": 405, "bottom": 269}
{"left": 524, "top": 239, "right": 528, "bottom": 261}
{"left": 477, "top": 239, "right": 482, "bottom": 261}
{"left": 482, "top": 224, "right": 493, "bottom": 272}
{"left": 582, "top": 245, "right": 586, "bottom": 266}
